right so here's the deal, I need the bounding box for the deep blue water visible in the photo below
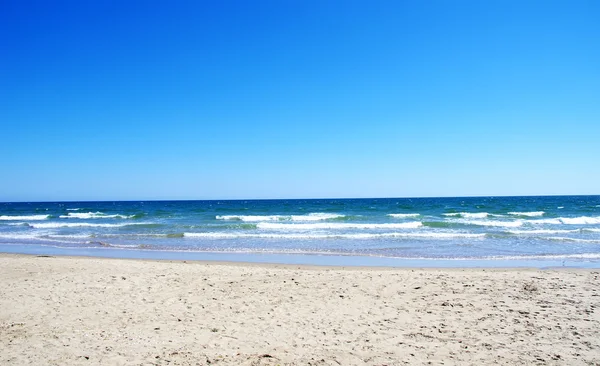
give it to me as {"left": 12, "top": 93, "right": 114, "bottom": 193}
{"left": 1, "top": 196, "right": 600, "bottom": 266}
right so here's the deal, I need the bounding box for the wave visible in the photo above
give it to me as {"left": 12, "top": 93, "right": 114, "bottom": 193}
{"left": 256, "top": 222, "right": 423, "bottom": 230}
{"left": 0, "top": 233, "right": 45, "bottom": 240}
{"left": 531, "top": 216, "right": 600, "bottom": 225}
{"left": 0, "top": 215, "right": 50, "bottom": 221}
{"left": 547, "top": 237, "right": 600, "bottom": 244}
{"left": 216, "top": 213, "right": 345, "bottom": 222}
{"left": 405, "top": 253, "right": 600, "bottom": 260}
{"left": 45, "top": 234, "right": 92, "bottom": 239}
{"left": 26, "top": 222, "right": 151, "bottom": 229}
{"left": 559, "top": 216, "right": 600, "bottom": 225}
{"left": 59, "top": 212, "right": 135, "bottom": 219}
{"left": 387, "top": 213, "right": 420, "bottom": 218}
{"left": 85, "top": 241, "right": 144, "bottom": 248}
{"left": 182, "top": 232, "right": 484, "bottom": 239}
{"left": 0, "top": 233, "right": 79, "bottom": 243}
{"left": 530, "top": 218, "right": 563, "bottom": 225}
{"left": 442, "top": 216, "right": 600, "bottom": 228}
{"left": 443, "top": 212, "right": 494, "bottom": 219}
{"left": 507, "top": 211, "right": 545, "bottom": 217}
{"left": 66, "top": 208, "right": 81, "bottom": 211}
{"left": 422, "top": 221, "right": 457, "bottom": 228}
{"left": 507, "top": 229, "right": 579, "bottom": 235}
{"left": 452, "top": 219, "right": 523, "bottom": 228}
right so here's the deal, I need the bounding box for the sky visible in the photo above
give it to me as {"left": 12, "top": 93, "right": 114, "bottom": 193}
{"left": 1, "top": 0, "right": 599, "bottom": 201}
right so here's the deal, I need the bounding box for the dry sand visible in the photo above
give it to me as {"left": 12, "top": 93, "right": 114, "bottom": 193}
{"left": 1, "top": 253, "right": 599, "bottom": 365}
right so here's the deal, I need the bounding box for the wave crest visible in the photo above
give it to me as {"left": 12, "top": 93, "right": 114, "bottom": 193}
{"left": 256, "top": 222, "right": 422, "bottom": 230}
{"left": 216, "top": 213, "right": 345, "bottom": 222}
{"left": 59, "top": 212, "right": 135, "bottom": 219}
{"left": 443, "top": 212, "right": 490, "bottom": 219}
{"left": 388, "top": 213, "right": 420, "bottom": 218}
{"left": 28, "top": 222, "right": 151, "bottom": 229}
{"left": 0, "top": 215, "right": 50, "bottom": 221}
{"left": 508, "top": 211, "right": 545, "bottom": 217}
{"left": 183, "top": 232, "right": 482, "bottom": 239}
{"left": 531, "top": 216, "right": 600, "bottom": 225}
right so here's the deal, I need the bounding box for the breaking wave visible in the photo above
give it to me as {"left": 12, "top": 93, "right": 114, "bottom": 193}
{"left": 182, "top": 232, "right": 483, "bottom": 239}
{"left": 0, "top": 215, "right": 50, "bottom": 221}
{"left": 443, "top": 212, "right": 491, "bottom": 219}
{"left": 216, "top": 213, "right": 346, "bottom": 222}
{"left": 59, "top": 212, "right": 136, "bottom": 219}
{"left": 256, "top": 222, "right": 423, "bottom": 230}
{"left": 388, "top": 213, "right": 420, "bottom": 218}
{"left": 507, "top": 211, "right": 545, "bottom": 217}
{"left": 26, "top": 222, "right": 151, "bottom": 229}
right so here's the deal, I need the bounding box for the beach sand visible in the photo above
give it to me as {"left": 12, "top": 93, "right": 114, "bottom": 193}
{"left": 1, "top": 254, "right": 599, "bottom": 365}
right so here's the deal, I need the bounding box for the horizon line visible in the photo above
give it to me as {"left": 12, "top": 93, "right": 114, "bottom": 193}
{"left": 1, "top": 193, "right": 599, "bottom": 204}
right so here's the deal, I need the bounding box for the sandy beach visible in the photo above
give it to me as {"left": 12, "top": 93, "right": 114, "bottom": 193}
{"left": 1, "top": 254, "right": 599, "bottom": 365}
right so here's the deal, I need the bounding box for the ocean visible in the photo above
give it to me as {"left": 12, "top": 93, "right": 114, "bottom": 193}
{"left": 1, "top": 196, "right": 600, "bottom": 267}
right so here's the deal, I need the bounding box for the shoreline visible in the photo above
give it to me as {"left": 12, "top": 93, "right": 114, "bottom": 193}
{"left": 0, "top": 252, "right": 593, "bottom": 272}
{"left": 2, "top": 254, "right": 600, "bottom": 365}
{"left": 2, "top": 243, "right": 600, "bottom": 269}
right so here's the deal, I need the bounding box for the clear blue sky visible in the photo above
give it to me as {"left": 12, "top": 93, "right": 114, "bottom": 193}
{"left": 1, "top": 0, "right": 599, "bottom": 201}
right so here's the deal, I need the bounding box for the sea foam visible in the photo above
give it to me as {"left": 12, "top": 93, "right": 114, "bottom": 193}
{"left": 443, "top": 212, "right": 490, "bottom": 219}
{"left": 183, "top": 232, "right": 482, "bottom": 239}
{"left": 547, "top": 237, "right": 600, "bottom": 244}
{"left": 508, "top": 229, "right": 579, "bottom": 235}
{"left": 59, "top": 212, "right": 134, "bottom": 219}
{"left": 216, "top": 213, "right": 345, "bottom": 222}
{"left": 531, "top": 216, "right": 600, "bottom": 225}
{"left": 256, "top": 222, "right": 422, "bottom": 230}
{"left": 453, "top": 219, "right": 523, "bottom": 228}
{"left": 0, "top": 215, "right": 50, "bottom": 221}
{"left": 28, "top": 222, "right": 143, "bottom": 229}
{"left": 387, "top": 213, "right": 420, "bottom": 218}
{"left": 507, "top": 211, "right": 545, "bottom": 217}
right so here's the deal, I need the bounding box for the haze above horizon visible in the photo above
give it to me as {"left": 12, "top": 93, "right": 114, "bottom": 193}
{"left": 1, "top": 1, "right": 599, "bottom": 201}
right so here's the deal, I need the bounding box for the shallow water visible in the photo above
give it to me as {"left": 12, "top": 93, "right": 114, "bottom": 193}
{"left": 1, "top": 196, "right": 600, "bottom": 267}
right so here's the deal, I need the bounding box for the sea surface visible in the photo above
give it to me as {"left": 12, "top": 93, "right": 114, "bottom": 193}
{"left": 1, "top": 196, "right": 600, "bottom": 267}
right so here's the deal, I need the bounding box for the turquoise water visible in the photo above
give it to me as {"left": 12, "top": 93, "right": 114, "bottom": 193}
{"left": 1, "top": 196, "right": 600, "bottom": 266}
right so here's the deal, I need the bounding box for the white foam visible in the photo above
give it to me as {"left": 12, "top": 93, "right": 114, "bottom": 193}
{"left": 548, "top": 237, "right": 600, "bottom": 244}
{"left": 455, "top": 219, "right": 523, "bottom": 228}
{"left": 46, "top": 234, "right": 91, "bottom": 239}
{"left": 183, "top": 232, "right": 483, "bottom": 239}
{"left": 66, "top": 208, "right": 81, "bottom": 211}
{"left": 216, "top": 215, "right": 280, "bottom": 221}
{"left": 508, "top": 229, "right": 579, "bottom": 235}
{"left": 256, "top": 222, "right": 423, "bottom": 230}
{"left": 0, "top": 233, "right": 74, "bottom": 243}
{"left": 460, "top": 253, "right": 600, "bottom": 260}
{"left": 531, "top": 216, "right": 600, "bottom": 225}
{"left": 559, "top": 216, "right": 600, "bottom": 225}
{"left": 59, "top": 212, "right": 133, "bottom": 219}
{"left": 216, "top": 213, "right": 345, "bottom": 222}
{"left": 86, "top": 242, "right": 139, "bottom": 249}
{"left": 0, "top": 233, "right": 43, "bottom": 240}
{"left": 508, "top": 211, "right": 545, "bottom": 217}
{"left": 29, "top": 222, "right": 136, "bottom": 229}
{"left": 0, "top": 215, "right": 50, "bottom": 221}
{"left": 388, "top": 213, "right": 420, "bottom": 218}
{"left": 530, "top": 218, "right": 563, "bottom": 225}
{"left": 289, "top": 213, "right": 345, "bottom": 221}
{"left": 443, "top": 212, "right": 490, "bottom": 219}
